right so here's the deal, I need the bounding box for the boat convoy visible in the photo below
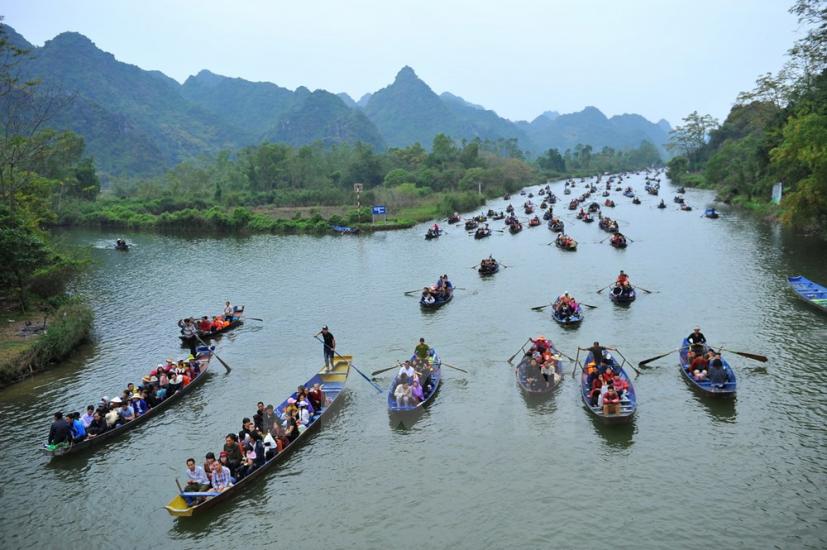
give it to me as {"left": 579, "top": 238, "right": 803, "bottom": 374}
{"left": 45, "top": 169, "right": 820, "bottom": 519}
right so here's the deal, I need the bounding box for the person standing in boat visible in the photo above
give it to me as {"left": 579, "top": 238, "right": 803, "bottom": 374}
{"left": 315, "top": 326, "right": 336, "bottom": 370}
{"left": 179, "top": 318, "right": 198, "bottom": 357}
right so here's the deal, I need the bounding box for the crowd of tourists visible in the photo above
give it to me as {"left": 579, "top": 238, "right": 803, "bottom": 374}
{"left": 392, "top": 338, "right": 438, "bottom": 407}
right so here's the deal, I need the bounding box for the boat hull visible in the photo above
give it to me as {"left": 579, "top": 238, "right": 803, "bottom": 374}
{"left": 678, "top": 340, "right": 736, "bottom": 398}
{"left": 579, "top": 353, "right": 637, "bottom": 424}
{"left": 787, "top": 275, "right": 827, "bottom": 313}
{"left": 165, "top": 357, "right": 352, "bottom": 517}
{"left": 387, "top": 352, "right": 442, "bottom": 412}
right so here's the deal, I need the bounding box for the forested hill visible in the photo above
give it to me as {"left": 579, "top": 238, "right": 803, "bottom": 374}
{"left": 3, "top": 24, "right": 670, "bottom": 178}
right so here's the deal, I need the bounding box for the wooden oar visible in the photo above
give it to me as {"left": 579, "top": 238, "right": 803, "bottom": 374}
{"left": 530, "top": 303, "right": 553, "bottom": 311}
{"left": 196, "top": 335, "right": 231, "bottom": 373}
{"left": 403, "top": 289, "right": 421, "bottom": 296}
{"left": 612, "top": 348, "right": 641, "bottom": 376}
{"left": 718, "top": 348, "right": 768, "bottom": 363}
{"left": 638, "top": 348, "right": 681, "bottom": 368}
{"left": 371, "top": 365, "right": 398, "bottom": 377}
{"left": 596, "top": 283, "right": 613, "bottom": 294}
{"left": 507, "top": 338, "right": 532, "bottom": 363}
{"left": 246, "top": 317, "right": 264, "bottom": 321}
{"left": 441, "top": 362, "right": 468, "bottom": 374}
{"left": 468, "top": 264, "right": 479, "bottom": 269}
{"left": 579, "top": 303, "right": 598, "bottom": 309}
{"left": 313, "top": 336, "right": 383, "bottom": 393}
{"left": 633, "top": 285, "right": 656, "bottom": 294}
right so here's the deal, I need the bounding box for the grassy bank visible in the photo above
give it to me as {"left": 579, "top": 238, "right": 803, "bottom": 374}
{"left": 0, "top": 300, "right": 94, "bottom": 389}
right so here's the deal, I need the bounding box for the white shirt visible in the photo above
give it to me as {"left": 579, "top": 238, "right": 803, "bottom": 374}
{"left": 398, "top": 365, "right": 416, "bottom": 379}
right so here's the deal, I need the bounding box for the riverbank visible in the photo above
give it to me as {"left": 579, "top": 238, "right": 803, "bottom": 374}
{"left": 0, "top": 300, "right": 94, "bottom": 390}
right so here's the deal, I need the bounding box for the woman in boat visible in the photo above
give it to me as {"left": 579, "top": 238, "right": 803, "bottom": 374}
{"left": 411, "top": 379, "right": 424, "bottom": 403}
{"left": 394, "top": 379, "right": 415, "bottom": 407}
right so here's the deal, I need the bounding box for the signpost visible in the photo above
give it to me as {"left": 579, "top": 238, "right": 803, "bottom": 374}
{"left": 372, "top": 205, "right": 387, "bottom": 224}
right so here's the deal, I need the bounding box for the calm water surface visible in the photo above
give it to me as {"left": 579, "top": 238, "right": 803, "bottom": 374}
{"left": 1, "top": 173, "right": 826, "bottom": 549}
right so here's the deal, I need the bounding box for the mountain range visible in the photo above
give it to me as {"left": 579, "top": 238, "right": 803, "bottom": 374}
{"left": 3, "top": 24, "right": 671, "bottom": 178}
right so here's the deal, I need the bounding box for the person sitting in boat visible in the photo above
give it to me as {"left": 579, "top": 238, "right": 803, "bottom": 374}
{"left": 611, "top": 233, "right": 626, "bottom": 246}
{"left": 131, "top": 392, "right": 148, "bottom": 416}
{"left": 616, "top": 270, "right": 630, "bottom": 288}
{"left": 198, "top": 316, "right": 212, "bottom": 333}
{"left": 708, "top": 357, "right": 728, "bottom": 385}
{"left": 658, "top": 199, "right": 666, "bottom": 208}
{"left": 421, "top": 287, "right": 436, "bottom": 304}
{"left": 398, "top": 361, "right": 417, "bottom": 382}
{"left": 439, "top": 274, "right": 453, "bottom": 297}
{"left": 67, "top": 412, "right": 87, "bottom": 443}
{"left": 118, "top": 399, "right": 135, "bottom": 426}
{"left": 308, "top": 383, "right": 325, "bottom": 412}
{"left": 87, "top": 410, "right": 107, "bottom": 437}
{"left": 211, "top": 460, "right": 234, "bottom": 493}
{"left": 183, "top": 458, "right": 211, "bottom": 505}
{"left": 223, "top": 433, "right": 244, "bottom": 475}
{"left": 690, "top": 353, "right": 709, "bottom": 380}
{"left": 394, "top": 378, "right": 415, "bottom": 407}
{"left": 602, "top": 383, "right": 621, "bottom": 415}
{"left": 432, "top": 223, "right": 440, "bottom": 233}
{"left": 105, "top": 398, "right": 121, "bottom": 427}
{"left": 410, "top": 379, "right": 425, "bottom": 402}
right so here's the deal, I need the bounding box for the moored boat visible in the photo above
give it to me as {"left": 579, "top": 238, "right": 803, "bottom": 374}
{"left": 387, "top": 350, "right": 442, "bottom": 412}
{"left": 579, "top": 352, "right": 637, "bottom": 424}
{"left": 678, "top": 339, "right": 736, "bottom": 398}
{"left": 787, "top": 275, "right": 827, "bottom": 313}
{"left": 164, "top": 357, "right": 352, "bottom": 517}
{"left": 43, "top": 346, "right": 214, "bottom": 458}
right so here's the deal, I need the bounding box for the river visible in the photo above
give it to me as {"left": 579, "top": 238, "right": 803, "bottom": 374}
{"left": 1, "top": 173, "right": 825, "bottom": 549}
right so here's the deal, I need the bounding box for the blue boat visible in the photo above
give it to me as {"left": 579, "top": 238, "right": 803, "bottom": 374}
{"left": 515, "top": 337, "right": 565, "bottom": 395}
{"left": 579, "top": 352, "right": 637, "bottom": 424}
{"left": 551, "top": 299, "right": 583, "bottom": 326}
{"left": 609, "top": 284, "right": 636, "bottom": 304}
{"left": 704, "top": 208, "right": 719, "bottom": 219}
{"left": 331, "top": 225, "right": 360, "bottom": 234}
{"left": 387, "top": 351, "right": 442, "bottom": 412}
{"left": 678, "top": 339, "right": 736, "bottom": 398}
{"left": 787, "top": 275, "right": 827, "bottom": 314}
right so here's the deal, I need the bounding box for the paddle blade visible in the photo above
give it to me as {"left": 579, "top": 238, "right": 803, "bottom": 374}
{"left": 729, "top": 350, "right": 768, "bottom": 363}
{"left": 638, "top": 349, "right": 677, "bottom": 367}
{"left": 530, "top": 304, "right": 550, "bottom": 311}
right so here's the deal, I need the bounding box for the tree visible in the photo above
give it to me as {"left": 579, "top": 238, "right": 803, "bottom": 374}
{"left": 667, "top": 111, "right": 720, "bottom": 167}
{"left": 537, "top": 148, "right": 566, "bottom": 172}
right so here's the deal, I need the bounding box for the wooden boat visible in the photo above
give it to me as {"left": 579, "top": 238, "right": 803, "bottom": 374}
{"left": 673, "top": 195, "right": 685, "bottom": 204}
{"left": 492, "top": 212, "right": 505, "bottom": 220}
{"left": 528, "top": 216, "right": 541, "bottom": 227}
{"left": 601, "top": 191, "right": 610, "bottom": 197}
{"left": 43, "top": 346, "right": 214, "bottom": 458}
{"left": 474, "top": 227, "right": 492, "bottom": 239}
{"left": 678, "top": 339, "right": 736, "bottom": 398}
{"left": 604, "top": 199, "right": 615, "bottom": 207}
{"left": 555, "top": 235, "right": 577, "bottom": 251}
{"left": 425, "top": 228, "right": 442, "bottom": 240}
{"left": 598, "top": 217, "right": 618, "bottom": 232}
{"left": 464, "top": 219, "right": 478, "bottom": 230}
{"left": 478, "top": 259, "right": 499, "bottom": 276}
{"left": 164, "top": 357, "right": 351, "bottom": 517}
{"left": 677, "top": 186, "right": 686, "bottom": 193}
{"left": 551, "top": 300, "right": 583, "bottom": 326}
{"left": 420, "top": 290, "right": 453, "bottom": 309}
{"left": 548, "top": 219, "right": 564, "bottom": 232}
{"left": 515, "top": 341, "right": 565, "bottom": 395}
{"left": 564, "top": 188, "right": 572, "bottom": 195}
{"left": 331, "top": 225, "right": 360, "bottom": 234}
{"left": 180, "top": 308, "right": 245, "bottom": 342}
{"left": 509, "top": 221, "right": 523, "bottom": 234}
{"left": 506, "top": 204, "right": 515, "bottom": 213}
{"left": 657, "top": 201, "right": 666, "bottom": 209}
{"left": 680, "top": 203, "right": 693, "bottom": 211}
{"left": 115, "top": 240, "right": 129, "bottom": 251}
{"left": 632, "top": 197, "right": 641, "bottom": 204}
{"left": 787, "top": 275, "right": 827, "bottom": 313}
{"left": 587, "top": 202, "right": 600, "bottom": 213}
{"left": 387, "top": 351, "right": 442, "bottom": 412}
{"left": 610, "top": 234, "right": 628, "bottom": 248}
{"left": 447, "top": 214, "right": 461, "bottom": 224}
{"left": 579, "top": 352, "right": 637, "bottom": 424}
{"left": 503, "top": 194, "right": 511, "bottom": 200}
{"left": 704, "top": 208, "right": 719, "bottom": 218}
{"left": 609, "top": 284, "right": 635, "bottom": 303}
{"left": 524, "top": 205, "right": 535, "bottom": 215}
{"left": 582, "top": 213, "right": 594, "bottom": 223}
{"left": 542, "top": 209, "right": 553, "bottom": 220}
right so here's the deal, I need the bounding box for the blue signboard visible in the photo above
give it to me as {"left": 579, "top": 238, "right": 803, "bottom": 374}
{"left": 372, "top": 205, "right": 386, "bottom": 215}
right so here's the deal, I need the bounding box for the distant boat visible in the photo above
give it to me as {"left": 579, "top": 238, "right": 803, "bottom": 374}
{"left": 331, "top": 225, "right": 360, "bottom": 234}
{"left": 704, "top": 208, "right": 719, "bottom": 218}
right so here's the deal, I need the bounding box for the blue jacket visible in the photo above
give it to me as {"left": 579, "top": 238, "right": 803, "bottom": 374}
{"left": 71, "top": 419, "right": 86, "bottom": 439}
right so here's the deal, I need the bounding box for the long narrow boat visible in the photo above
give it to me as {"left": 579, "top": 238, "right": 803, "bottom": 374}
{"left": 787, "top": 275, "right": 827, "bottom": 314}
{"left": 579, "top": 352, "right": 637, "bottom": 424}
{"left": 515, "top": 338, "right": 565, "bottom": 395}
{"left": 180, "top": 310, "right": 245, "bottom": 343}
{"left": 678, "top": 339, "right": 736, "bottom": 398}
{"left": 165, "top": 356, "right": 352, "bottom": 517}
{"left": 42, "top": 346, "right": 214, "bottom": 458}
{"left": 387, "top": 351, "right": 442, "bottom": 412}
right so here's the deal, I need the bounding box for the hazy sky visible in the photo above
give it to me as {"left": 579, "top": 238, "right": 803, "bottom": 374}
{"left": 3, "top": 0, "right": 801, "bottom": 125}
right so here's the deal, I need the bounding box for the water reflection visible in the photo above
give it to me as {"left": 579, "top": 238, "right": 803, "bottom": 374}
{"left": 592, "top": 420, "right": 635, "bottom": 449}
